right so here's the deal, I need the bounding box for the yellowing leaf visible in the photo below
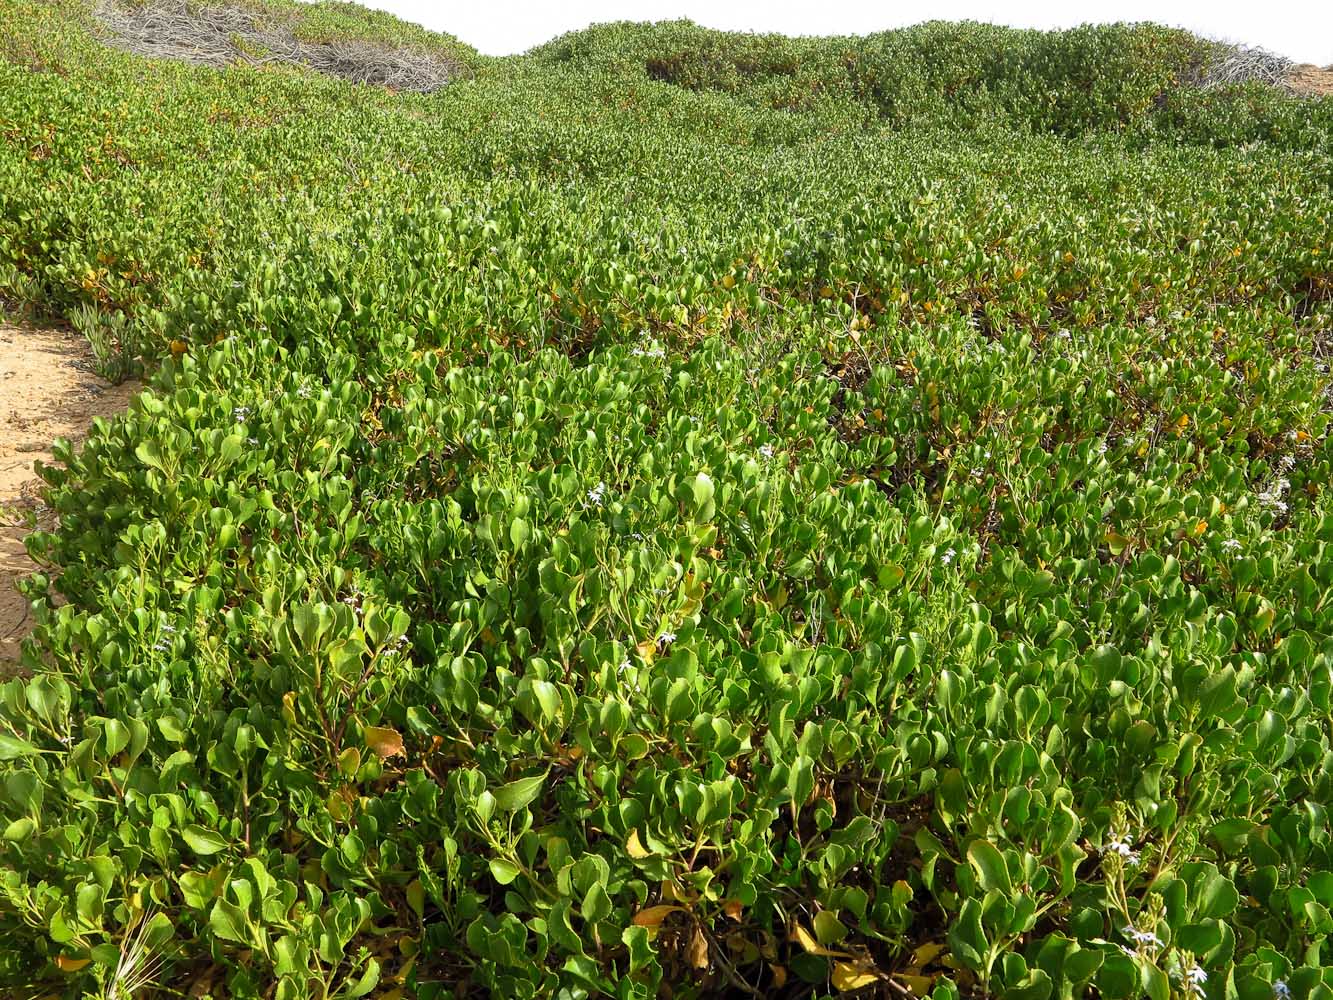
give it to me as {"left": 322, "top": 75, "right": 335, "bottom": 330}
{"left": 1104, "top": 530, "right": 1132, "bottom": 555}
{"left": 722, "top": 899, "right": 744, "bottom": 921}
{"left": 169, "top": 339, "right": 188, "bottom": 357}
{"left": 832, "top": 961, "right": 880, "bottom": 991}
{"left": 896, "top": 972, "right": 938, "bottom": 994}
{"left": 631, "top": 905, "right": 684, "bottom": 928}
{"left": 326, "top": 787, "right": 354, "bottom": 823}
{"left": 56, "top": 955, "right": 90, "bottom": 972}
{"left": 792, "top": 922, "right": 851, "bottom": 958}
{"left": 364, "top": 726, "right": 405, "bottom": 760}
{"left": 909, "top": 940, "right": 948, "bottom": 969}
{"left": 626, "top": 829, "right": 652, "bottom": 859}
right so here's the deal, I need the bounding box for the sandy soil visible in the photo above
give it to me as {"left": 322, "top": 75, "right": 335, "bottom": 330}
{"left": 1, "top": 324, "right": 139, "bottom": 673}
{"left": 1289, "top": 65, "right": 1333, "bottom": 97}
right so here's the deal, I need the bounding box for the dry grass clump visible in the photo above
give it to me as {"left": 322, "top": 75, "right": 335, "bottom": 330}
{"left": 1192, "top": 43, "right": 1294, "bottom": 90}
{"left": 94, "top": 0, "right": 458, "bottom": 92}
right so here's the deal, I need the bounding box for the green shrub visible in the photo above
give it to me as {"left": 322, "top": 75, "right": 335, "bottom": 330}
{"left": 1, "top": 2, "right": 1332, "bottom": 998}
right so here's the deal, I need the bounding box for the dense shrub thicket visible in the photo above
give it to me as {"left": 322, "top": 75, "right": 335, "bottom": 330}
{"left": 1, "top": 2, "right": 1332, "bottom": 998}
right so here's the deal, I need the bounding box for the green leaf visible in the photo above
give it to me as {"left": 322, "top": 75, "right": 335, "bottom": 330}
{"left": 135, "top": 440, "right": 165, "bottom": 471}
{"left": 219, "top": 434, "right": 244, "bottom": 465}
{"left": 208, "top": 898, "right": 249, "bottom": 945}
{"left": 2, "top": 817, "right": 35, "bottom": 842}
{"left": 1004, "top": 968, "right": 1053, "bottom": 1000}
{"left": 489, "top": 859, "right": 521, "bottom": 885}
{"left": 1141, "top": 960, "right": 1169, "bottom": 1000}
{"left": 510, "top": 517, "right": 531, "bottom": 546}
{"left": 1177, "top": 921, "right": 1223, "bottom": 955}
{"left": 182, "top": 825, "right": 230, "bottom": 856}
{"left": 691, "top": 472, "right": 715, "bottom": 519}
{"left": 1197, "top": 874, "right": 1240, "bottom": 919}
{"left": 948, "top": 898, "right": 988, "bottom": 971}
{"left": 968, "top": 839, "right": 1014, "bottom": 895}
{"left": 344, "top": 958, "right": 380, "bottom": 998}
{"left": 492, "top": 771, "right": 548, "bottom": 813}
{"left": 103, "top": 719, "right": 129, "bottom": 757}
{"left": 0, "top": 734, "right": 39, "bottom": 760}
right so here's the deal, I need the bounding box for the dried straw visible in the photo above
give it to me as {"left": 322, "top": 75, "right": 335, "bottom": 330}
{"left": 1194, "top": 43, "right": 1295, "bottom": 91}
{"left": 94, "top": 0, "right": 458, "bottom": 93}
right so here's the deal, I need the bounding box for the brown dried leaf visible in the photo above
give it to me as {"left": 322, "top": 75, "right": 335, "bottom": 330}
{"left": 688, "top": 926, "right": 709, "bottom": 969}
{"left": 631, "top": 905, "right": 684, "bottom": 928}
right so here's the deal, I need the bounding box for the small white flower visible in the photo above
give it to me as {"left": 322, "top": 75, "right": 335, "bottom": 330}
{"left": 618, "top": 658, "right": 631, "bottom": 674}
{"left": 1279, "top": 454, "right": 1296, "bottom": 471}
{"left": 296, "top": 385, "right": 312, "bottom": 399}
{"left": 759, "top": 443, "right": 775, "bottom": 459}
{"left": 233, "top": 406, "right": 250, "bottom": 422}
{"left": 247, "top": 438, "right": 258, "bottom": 447}
{"left": 1107, "top": 832, "right": 1141, "bottom": 865}
{"left": 970, "top": 467, "right": 984, "bottom": 479}
{"left": 1274, "top": 981, "right": 1291, "bottom": 999}
{"left": 940, "top": 547, "right": 956, "bottom": 566}
{"left": 631, "top": 339, "right": 665, "bottom": 359}
{"left": 585, "top": 482, "right": 609, "bottom": 508}
{"left": 1222, "top": 538, "right": 1242, "bottom": 552}
{"left": 1122, "top": 924, "right": 1162, "bottom": 949}
{"left": 1187, "top": 966, "right": 1208, "bottom": 997}
{"left": 658, "top": 631, "right": 677, "bottom": 648}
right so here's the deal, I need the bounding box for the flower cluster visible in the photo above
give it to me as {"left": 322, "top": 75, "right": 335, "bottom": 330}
{"left": 1257, "top": 475, "right": 1290, "bottom": 515}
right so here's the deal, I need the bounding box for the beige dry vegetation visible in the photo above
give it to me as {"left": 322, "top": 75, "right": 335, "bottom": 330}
{"left": 1288, "top": 64, "right": 1333, "bottom": 97}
